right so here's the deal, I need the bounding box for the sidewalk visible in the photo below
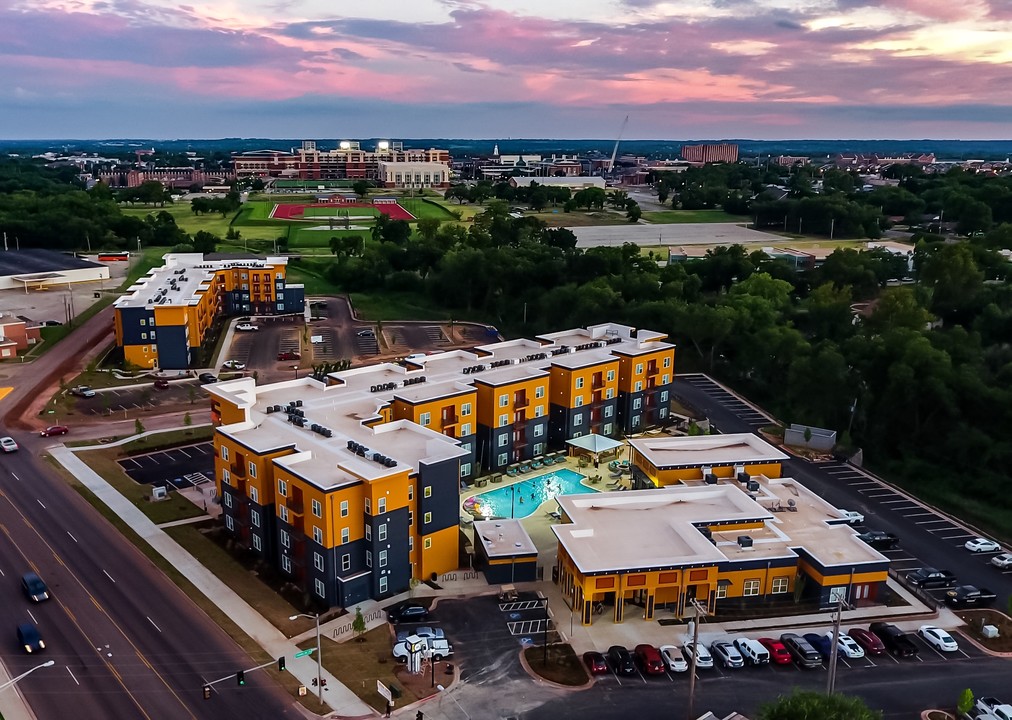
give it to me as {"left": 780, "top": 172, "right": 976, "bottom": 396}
{"left": 49, "top": 444, "right": 374, "bottom": 719}
{"left": 0, "top": 662, "right": 40, "bottom": 720}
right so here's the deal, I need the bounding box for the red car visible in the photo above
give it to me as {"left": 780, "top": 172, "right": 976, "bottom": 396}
{"left": 583, "top": 651, "right": 608, "bottom": 675}
{"left": 847, "top": 627, "right": 886, "bottom": 656}
{"left": 153, "top": 379, "right": 170, "bottom": 390}
{"left": 277, "top": 351, "right": 301, "bottom": 361}
{"left": 757, "top": 637, "right": 793, "bottom": 665}
{"left": 634, "top": 644, "right": 665, "bottom": 675}
{"left": 40, "top": 426, "right": 69, "bottom": 437}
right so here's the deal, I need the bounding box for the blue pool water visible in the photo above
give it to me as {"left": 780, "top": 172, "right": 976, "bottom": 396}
{"left": 463, "top": 468, "right": 597, "bottom": 520}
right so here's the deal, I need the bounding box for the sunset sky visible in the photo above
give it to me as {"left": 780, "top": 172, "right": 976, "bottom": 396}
{"left": 2, "top": 0, "right": 1011, "bottom": 139}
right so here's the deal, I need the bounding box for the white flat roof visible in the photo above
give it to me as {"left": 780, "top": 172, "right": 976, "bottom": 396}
{"left": 474, "top": 519, "right": 538, "bottom": 558}
{"left": 629, "top": 433, "right": 788, "bottom": 469}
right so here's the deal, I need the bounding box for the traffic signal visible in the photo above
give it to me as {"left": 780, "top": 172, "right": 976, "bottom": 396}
{"left": 202, "top": 685, "right": 211, "bottom": 700}
{"left": 277, "top": 656, "right": 286, "bottom": 672}
{"left": 236, "top": 670, "right": 245, "bottom": 686}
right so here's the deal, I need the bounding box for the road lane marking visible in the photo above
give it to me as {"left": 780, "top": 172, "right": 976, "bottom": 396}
{"left": 28, "top": 609, "right": 37, "bottom": 624}
{"left": 37, "top": 499, "right": 46, "bottom": 509}
{"left": 67, "top": 531, "right": 78, "bottom": 542}
{"left": 147, "top": 617, "right": 162, "bottom": 633}
{"left": 103, "top": 570, "right": 116, "bottom": 583}
{"left": 67, "top": 667, "right": 80, "bottom": 685}
{"left": 11, "top": 472, "right": 20, "bottom": 481}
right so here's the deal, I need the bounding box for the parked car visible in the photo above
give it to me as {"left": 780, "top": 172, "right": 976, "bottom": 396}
{"left": 826, "top": 631, "right": 865, "bottom": 659}
{"left": 392, "top": 636, "right": 452, "bottom": 661}
{"left": 634, "top": 644, "right": 666, "bottom": 675}
{"left": 681, "top": 641, "right": 714, "bottom": 669}
{"left": 39, "top": 426, "right": 69, "bottom": 437}
{"left": 757, "top": 637, "right": 793, "bottom": 664}
{"left": 779, "top": 633, "right": 823, "bottom": 668}
{"left": 976, "top": 698, "right": 1012, "bottom": 720}
{"left": 839, "top": 510, "right": 865, "bottom": 525}
{"left": 803, "top": 633, "right": 834, "bottom": 660}
{"left": 869, "top": 622, "right": 919, "bottom": 657}
{"left": 153, "top": 379, "right": 170, "bottom": 390}
{"left": 965, "top": 538, "right": 1002, "bottom": 553}
{"left": 277, "top": 351, "right": 301, "bottom": 361}
{"left": 732, "top": 637, "right": 770, "bottom": 665}
{"left": 847, "top": 627, "right": 886, "bottom": 656}
{"left": 659, "top": 644, "right": 688, "bottom": 672}
{"left": 906, "top": 567, "right": 957, "bottom": 588}
{"left": 583, "top": 651, "right": 608, "bottom": 675}
{"left": 356, "top": 329, "right": 376, "bottom": 338}
{"left": 918, "top": 625, "right": 959, "bottom": 652}
{"left": 198, "top": 373, "right": 218, "bottom": 384}
{"left": 236, "top": 323, "right": 259, "bottom": 332}
{"left": 386, "top": 603, "right": 429, "bottom": 623}
{"left": 945, "top": 585, "right": 997, "bottom": 608}
{"left": 69, "top": 386, "right": 96, "bottom": 398}
{"left": 222, "top": 360, "right": 246, "bottom": 371}
{"left": 991, "top": 553, "right": 1012, "bottom": 570}
{"left": 607, "top": 645, "right": 636, "bottom": 675}
{"left": 0, "top": 436, "right": 18, "bottom": 453}
{"left": 709, "top": 640, "right": 745, "bottom": 669}
{"left": 20, "top": 573, "right": 50, "bottom": 603}
{"left": 17, "top": 623, "right": 45, "bottom": 654}
{"left": 857, "top": 530, "right": 900, "bottom": 550}
{"left": 395, "top": 626, "right": 445, "bottom": 643}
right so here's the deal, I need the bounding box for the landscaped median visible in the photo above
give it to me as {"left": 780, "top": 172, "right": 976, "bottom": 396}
{"left": 522, "top": 643, "right": 591, "bottom": 688}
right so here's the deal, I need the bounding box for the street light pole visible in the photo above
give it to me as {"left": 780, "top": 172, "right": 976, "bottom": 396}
{"left": 436, "top": 684, "right": 471, "bottom": 720}
{"left": 686, "top": 598, "right": 706, "bottom": 720}
{"left": 827, "top": 596, "right": 846, "bottom": 695}
{"left": 289, "top": 613, "right": 323, "bottom": 703}
{"left": 0, "top": 660, "right": 55, "bottom": 692}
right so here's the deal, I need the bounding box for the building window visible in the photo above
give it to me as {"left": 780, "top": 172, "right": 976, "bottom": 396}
{"left": 249, "top": 486, "right": 258, "bottom": 503}
{"left": 419, "top": 412, "right": 431, "bottom": 427}
{"left": 534, "top": 424, "right": 544, "bottom": 437}
{"left": 534, "top": 442, "right": 546, "bottom": 455}
{"left": 313, "top": 526, "right": 323, "bottom": 544}
{"left": 575, "top": 377, "right": 584, "bottom": 389}
{"left": 424, "top": 512, "right": 432, "bottom": 524}
{"left": 408, "top": 537, "right": 414, "bottom": 551}
{"left": 497, "top": 452, "right": 508, "bottom": 466}
{"left": 573, "top": 415, "right": 583, "bottom": 427}
{"left": 278, "top": 480, "right": 287, "bottom": 497}
{"left": 366, "top": 550, "right": 372, "bottom": 567}
{"left": 743, "top": 579, "right": 761, "bottom": 596}
{"left": 604, "top": 405, "right": 614, "bottom": 417}
{"left": 606, "top": 388, "right": 614, "bottom": 399}
{"left": 140, "top": 319, "right": 146, "bottom": 326}
{"left": 225, "top": 516, "right": 234, "bottom": 531}
{"left": 248, "top": 461, "right": 257, "bottom": 478}
{"left": 378, "top": 523, "right": 387, "bottom": 541}
{"left": 575, "top": 396, "right": 584, "bottom": 407}
{"left": 379, "top": 550, "right": 388, "bottom": 567}
{"left": 663, "top": 374, "right": 670, "bottom": 384}
{"left": 663, "top": 356, "right": 671, "bottom": 368}
{"left": 660, "top": 390, "right": 669, "bottom": 402}
{"left": 424, "top": 538, "right": 432, "bottom": 550}
{"left": 461, "top": 424, "right": 471, "bottom": 436}
{"left": 462, "top": 402, "right": 472, "bottom": 416}
{"left": 460, "top": 463, "right": 471, "bottom": 477}
{"left": 252, "top": 534, "right": 262, "bottom": 551}
{"left": 771, "top": 577, "right": 789, "bottom": 594}
{"left": 340, "top": 500, "right": 349, "bottom": 517}
{"left": 364, "top": 498, "right": 371, "bottom": 514}
{"left": 281, "top": 556, "right": 292, "bottom": 573}
{"left": 222, "top": 469, "right": 231, "bottom": 485}
{"left": 314, "top": 552, "right": 324, "bottom": 571}
{"left": 341, "top": 527, "right": 349, "bottom": 544}
{"left": 603, "top": 423, "right": 613, "bottom": 435}
{"left": 607, "top": 370, "right": 615, "bottom": 382}
{"left": 379, "top": 576, "right": 388, "bottom": 594}
{"left": 634, "top": 381, "right": 643, "bottom": 392}
{"left": 498, "top": 434, "right": 509, "bottom": 447}
{"left": 280, "top": 506, "right": 289, "bottom": 523}
{"left": 715, "top": 584, "right": 727, "bottom": 599}
{"left": 280, "top": 530, "right": 290, "bottom": 548}
{"left": 408, "top": 511, "right": 413, "bottom": 527}
{"left": 535, "top": 406, "right": 544, "bottom": 418}
{"left": 535, "top": 386, "right": 545, "bottom": 398}
{"left": 366, "top": 525, "right": 372, "bottom": 541}
{"left": 315, "top": 579, "right": 325, "bottom": 598}
{"left": 312, "top": 499, "right": 322, "bottom": 517}
{"left": 141, "top": 332, "right": 147, "bottom": 340}
{"left": 636, "top": 363, "right": 644, "bottom": 375}
{"left": 424, "top": 486, "right": 432, "bottom": 498}
{"left": 251, "top": 510, "right": 260, "bottom": 527}
{"left": 221, "top": 446, "right": 229, "bottom": 461}
{"left": 378, "top": 497, "right": 387, "bottom": 513}
{"left": 499, "top": 413, "right": 508, "bottom": 427}
{"left": 342, "top": 554, "right": 351, "bottom": 571}
{"left": 633, "top": 398, "right": 642, "bottom": 410}
{"left": 223, "top": 493, "right": 233, "bottom": 508}
{"left": 499, "top": 394, "right": 509, "bottom": 407}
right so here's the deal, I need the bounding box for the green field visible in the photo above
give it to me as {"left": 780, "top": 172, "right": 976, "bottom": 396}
{"left": 642, "top": 210, "right": 749, "bottom": 224}
{"left": 302, "top": 206, "right": 380, "bottom": 219}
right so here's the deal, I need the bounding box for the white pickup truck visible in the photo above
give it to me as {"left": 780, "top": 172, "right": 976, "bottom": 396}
{"left": 392, "top": 635, "right": 453, "bottom": 662}
{"left": 976, "top": 697, "right": 1012, "bottom": 720}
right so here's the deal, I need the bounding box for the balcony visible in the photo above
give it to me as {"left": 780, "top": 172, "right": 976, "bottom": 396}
{"left": 646, "top": 363, "right": 661, "bottom": 377}
{"left": 592, "top": 376, "right": 605, "bottom": 390}
{"left": 512, "top": 435, "right": 528, "bottom": 450}
{"left": 288, "top": 499, "right": 305, "bottom": 516}
{"left": 441, "top": 412, "right": 459, "bottom": 427}
{"left": 513, "top": 396, "right": 530, "bottom": 409}
{"left": 230, "top": 463, "right": 247, "bottom": 479}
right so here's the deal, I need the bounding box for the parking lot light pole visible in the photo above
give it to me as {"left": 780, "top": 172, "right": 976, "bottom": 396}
{"left": 436, "top": 684, "right": 471, "bottom": 720}
{"left": 289, "top": 613, "right": 322, "bottom": 703}
{"left": 827, "top": 596, "right": 848, "bottom": 695}
{"left": 686, "top": 598, "right": 706, "bottom": 720}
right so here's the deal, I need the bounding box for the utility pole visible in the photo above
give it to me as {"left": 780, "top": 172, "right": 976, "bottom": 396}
{"left": 686, "top": 598, "right": 707, "bottom": 720}
{"left": 826, "top": 596, "right": 845, "bottom": 695}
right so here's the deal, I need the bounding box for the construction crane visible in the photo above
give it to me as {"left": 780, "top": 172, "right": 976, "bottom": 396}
{"left": 608, "top": 115, "right": 629, "bottom": 174}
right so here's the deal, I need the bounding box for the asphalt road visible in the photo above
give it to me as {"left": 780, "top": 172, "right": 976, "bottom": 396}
{"left": 0, "top": 438, "right": 297, "bottom": 720}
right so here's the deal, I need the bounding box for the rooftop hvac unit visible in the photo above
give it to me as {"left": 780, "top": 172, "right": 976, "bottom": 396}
{"left": 266, "top": 406, "right": 275, "bottom": 414}
{"left": 356, "top": 447, "right": 366, "bottom": 457}
{"left": 324, "top": 429, "right": 333, "bottom": 437}
{"left": 704, "top": 473, "right": 718, "bottom": 485}
{"left": 347, "top": 440, "right": 356, "bottom": 450}
{"left": 373, "top": 452, "right": 382, "bottom": 461}
{"left": 737, "top": 535, "right": 754, "bottom": 549}
{"left": 737, "top": 472, "right": 750, "bottom": 484}
{"left": 746, "top": 480, "right": 760, "bottom": 492}
{"left": 385, "top": 458, "right": 396, "bottom": 467}
{"left": 295, "top": 400, "right": 303, "bottom": 407}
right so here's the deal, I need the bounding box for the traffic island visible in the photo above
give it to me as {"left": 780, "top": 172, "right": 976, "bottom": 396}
{"left": 955, "top": 609, "right": 1012, "bottom": 653}
{"left": 521, "top": 643, "right": 591, "bottom": 688}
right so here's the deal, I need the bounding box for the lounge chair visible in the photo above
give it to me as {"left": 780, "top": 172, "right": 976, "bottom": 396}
{"left": 547, "top": 510, "right": 562, "bottom": 521}
{"left": 490, "top": 473, "right": 503, "bottom": 483}
{"left": 531, "top": 457, "right": 543, "bottom": 469}
{"left": 519, "top": 463, "right": 532, "bottom": 474}
{"left": 554, "top": 453, "right": 567, "bottom": 464}
{"left": 506, "top": 465, "right": 520, "bottom": 477}
{"left": 609, "top": 470, "right": 623, "bottom": 479}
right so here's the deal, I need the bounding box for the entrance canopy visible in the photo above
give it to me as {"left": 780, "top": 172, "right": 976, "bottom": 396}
{"left": 566, "top": 434, "right": 623, "bottom": 457}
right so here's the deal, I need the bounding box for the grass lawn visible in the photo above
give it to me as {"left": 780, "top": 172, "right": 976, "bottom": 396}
{"left": 303, "top": 626, "right": 440, "bottom": 713}
{"left": 286, "top": 262, "right": 342, "bottom": 295}
{"left": 535, "top": 210, "right": 628, "bottom": 227}
{"left": 399, "top": 198, "right": 459, "bottom": 221}
{"left": 642, "top": 210, "right": 749, "bottom": 224}
{"left": 121, "top": 202, "right": 236, "bottom": 236}
{"left": 349, "top": 292, "right": 452, "bottom": 322}
{"left": 524, "top": 644, "right": 588, "bottom": 686}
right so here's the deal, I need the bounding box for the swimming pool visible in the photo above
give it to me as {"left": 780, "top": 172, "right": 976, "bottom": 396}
{"left": 463, "top": 468, "right": 597, "bottom": 520}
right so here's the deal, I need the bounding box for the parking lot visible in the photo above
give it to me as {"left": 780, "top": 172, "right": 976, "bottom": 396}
{"left": 677, "top": 374, "right": 774, "bottom": 428}
{"left": 117, "top": 442, "right": 215, "bottom": 490}
{"left": 222, "top": 317, "right": 303, "bottom": 381}
{"left": 72, "top": 381, "right": 205, "bottom": 414}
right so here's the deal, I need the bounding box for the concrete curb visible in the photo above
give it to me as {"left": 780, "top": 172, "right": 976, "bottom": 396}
{"left": 516, "top": 645, "right": 593, "bottom": 692}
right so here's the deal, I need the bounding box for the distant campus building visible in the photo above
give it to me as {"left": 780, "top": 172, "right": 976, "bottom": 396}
{"left": 681, "top": 143, "right": 740, "bottom": 164}
{"left": 113, "top": 253, "right": 304, "bottom": 370}
{"left": 233, "top": 140, "right": 452, "bottom": 189}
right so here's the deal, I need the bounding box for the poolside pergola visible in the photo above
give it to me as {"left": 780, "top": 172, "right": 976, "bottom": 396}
{"left": 565, "top": 434, "right": 624, "bottom": 464}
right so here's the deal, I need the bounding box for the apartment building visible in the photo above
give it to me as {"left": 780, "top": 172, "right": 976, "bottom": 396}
{"left": 681, "top": 143, "right": 740, "bottom": 164}
{"left": 207, "top": 322, "right": 674, "bottom": 608}
{"left": 113, "top": 253, "right": 304, "bottom": 369}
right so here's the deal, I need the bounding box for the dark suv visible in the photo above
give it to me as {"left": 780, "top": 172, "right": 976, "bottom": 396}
{"left": 607, "top": 645, "right": 636, "bottom": 675}
{"left": 21, "top": 573, "right": 50, "bottom": 603}
{"left": 387, "top": 603, "right": 429, "bottom": 623}
{"left": 869, "top": 622, "right": 918, "bottom": 657}
{"left": 779, "top": 633, "right": 823, "bottom": 668}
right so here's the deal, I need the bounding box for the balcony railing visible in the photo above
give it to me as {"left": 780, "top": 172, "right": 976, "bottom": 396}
{"left": 514, "top": 396, "right": 530, "bottom": 409}
{"left": 230, "top": 463, "right": 247, "bottom": 478}
{"left": 288, "top": 499, "right": 305, "bottom": 515}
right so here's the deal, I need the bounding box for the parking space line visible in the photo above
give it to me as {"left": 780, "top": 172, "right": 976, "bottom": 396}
{"left": 177, "top": 448, "right": 191, "bottom": 458}
{"left": 915, "top": 519, "right": 949, "bottom": 525}
{"left": 901, "top": 512, "right": 936, "bottom": 518}
{"left": 879, "top": 498, "right": 915, "bottom": 504}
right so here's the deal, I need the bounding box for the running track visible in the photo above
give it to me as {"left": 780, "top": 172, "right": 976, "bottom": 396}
{"left": 270, "top": 202, "right": 416, "bottom": 221}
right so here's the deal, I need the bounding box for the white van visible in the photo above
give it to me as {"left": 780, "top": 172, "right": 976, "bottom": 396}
{"left": 733, "top": 637, "right": 770, "bottom": 665}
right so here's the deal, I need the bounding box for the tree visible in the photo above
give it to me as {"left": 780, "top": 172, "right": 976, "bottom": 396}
{"left": 184, "top": 412, "right": 192, "bottom": 427}
{"left": 191, "top": 230, "right": 218, "bottom": 254}
{"left": 352, "top": 607, "right": 367, "bottom": 642}
{"left": 134, "top": 419, "right": 145, "bottom": 434}
{"left": 625, "top": 200, "right": 642, "bottom": 223}
{"left": 758, "top": 690, "right": 881, "bottom": 720}
{"left": 919, "top": 243, "right": 984, "bottom": 319}
{"left": 416, "top": 217, "right": 442, "bottom": 242}
{"left": 352, "top": 180, "right": 370, "bottom": 199}
{"left": 958, "top": 689, "right": 975, "bottom": 716}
